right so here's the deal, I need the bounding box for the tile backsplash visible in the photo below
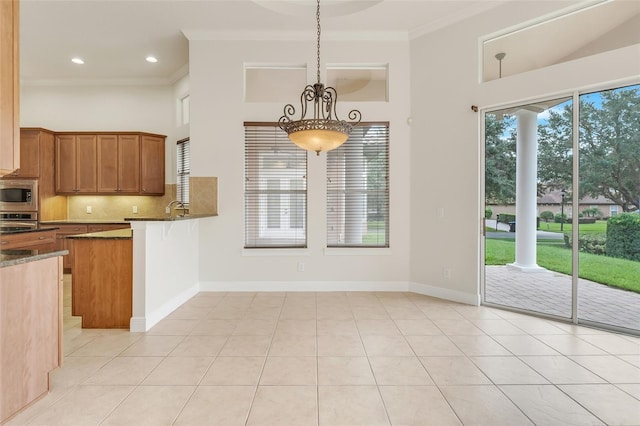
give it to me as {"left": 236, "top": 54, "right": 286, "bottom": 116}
{"left": 66, "top": 177, "right": 218, "bottom": 220}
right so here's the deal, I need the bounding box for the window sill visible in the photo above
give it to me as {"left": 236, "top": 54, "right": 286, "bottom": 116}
{"left": 324, "top": 247, "right": 392, "bottom": 256}
{"left": 242, "top": 248, "right": 310, "bottom": 256}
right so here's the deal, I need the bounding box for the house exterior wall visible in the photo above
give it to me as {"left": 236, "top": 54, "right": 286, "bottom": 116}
{"left": 409, "top": 1, "right": 640, "bottom": 302}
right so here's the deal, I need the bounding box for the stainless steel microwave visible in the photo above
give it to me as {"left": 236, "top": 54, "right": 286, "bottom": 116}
{"left": 0, "top": 179, "right": 38, "bottom": 212}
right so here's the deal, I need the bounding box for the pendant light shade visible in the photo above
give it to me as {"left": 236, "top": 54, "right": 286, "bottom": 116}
{"left": 278, "top": 0, "right": 361, "bottom": 155}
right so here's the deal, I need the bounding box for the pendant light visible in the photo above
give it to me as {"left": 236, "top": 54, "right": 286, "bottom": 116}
{"left": 278, "top": 0, "right": 362, "bottom": 155}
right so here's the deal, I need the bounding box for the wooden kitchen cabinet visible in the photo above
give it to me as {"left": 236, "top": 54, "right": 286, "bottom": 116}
{"left": 54, "top": 224, "right": 88, "bottom": 271}
{"left": 2, "top": 128, "right": 56, "bottom": 179}
{"left": 53, "top": 223, "right": 130, "bottom": 272}
{"left": 55, "top": 132, "right": 164, "bottom": 195}
{"left": 0, "top": 229, "right": 57, "bottom": 251}
{"left": 0, "top": 255, "right": 63, "bottom": 423}
{"left": 55, "top": 134, "right": 97, "bottom": 194}
{"left": 97, "top": 134, "right": 140, "bottom": 193}
{"left": 0, "top": 0, "right": 20, "bottom": 177}
{"left": 140, "top": 134, "right": 165, "bottom": 195}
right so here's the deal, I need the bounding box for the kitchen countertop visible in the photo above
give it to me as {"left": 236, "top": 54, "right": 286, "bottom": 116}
{"left": 66, "top": 229, "right": 132, "bottom": 240}
{"left": 0, "top": 249, "right": 68, "bottom": 268}
{"left": 39, "top": 220, "right": 130, "bottom": 225}
{"left": 0, "top": 225, "right": 58, "bottom": 235}
{"left": 124, "top": 213, "right": 218, "bottom": 221}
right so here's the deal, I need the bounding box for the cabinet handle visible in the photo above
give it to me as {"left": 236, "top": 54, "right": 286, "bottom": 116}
{"left": 39, "top": 236, "right": 47, "bottom": 240}
{"left": 1, "top": 241, "right": 8, "bottom": 245}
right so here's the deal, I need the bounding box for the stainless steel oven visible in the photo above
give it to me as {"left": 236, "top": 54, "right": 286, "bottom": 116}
{"left": 0, "top": 211, "right": 38, "bottom": 232}
{"left": 0, "top": 179, "right": 38, "bottom": 212}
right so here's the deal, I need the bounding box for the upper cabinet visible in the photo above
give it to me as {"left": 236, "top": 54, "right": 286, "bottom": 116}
{"left": 0, "top": 0, "right": 20, "bottom": 176}
{"left": 97, "top": 134, "right": 140, "bottom": 193}
{"left": 55, "top": 134, "right": 98, "bottom": 193}
{"left": 2, "top": 128, "right": 56, "bottom": 180}
{"left": 56, "top": 132, "right": 164, "bottom": 195}
{"left": 140, "top": 134, "right": 165, "bottom": 195}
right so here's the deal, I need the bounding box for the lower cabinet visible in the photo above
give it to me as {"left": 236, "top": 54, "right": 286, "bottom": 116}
{"left": 0, "top": 229, "right": 56, "bottom": 251}
{"left": 54, "top": 223, "right": 130, "bottom": 271}
{"left": 0, "top": 256, "right": 63, "bottom": 423}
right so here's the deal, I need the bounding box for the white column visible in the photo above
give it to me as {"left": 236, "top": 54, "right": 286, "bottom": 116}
{"left": 508, "top": 109, "right": 545, "bottom": 272}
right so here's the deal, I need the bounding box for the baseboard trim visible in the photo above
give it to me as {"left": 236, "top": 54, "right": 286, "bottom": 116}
{"left": 409, "top": 281, "right": 479, "bottom": 306}
{"left": 129, "top": 283, "right": 200, "bottom": 332}
{"left": 199, "top": 281, "right": 410, "bottom": 292}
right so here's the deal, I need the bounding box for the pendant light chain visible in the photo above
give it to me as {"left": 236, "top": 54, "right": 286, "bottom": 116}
{"left": 316, "top": 0, "right": 321, "bottom": 84}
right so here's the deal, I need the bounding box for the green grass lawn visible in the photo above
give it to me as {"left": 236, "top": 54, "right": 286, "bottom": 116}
{"left": 537, "top": 220, "right": 607, "bottom": 234}
{"left": 485, "top": 238, "right": 640, "bottom": 293}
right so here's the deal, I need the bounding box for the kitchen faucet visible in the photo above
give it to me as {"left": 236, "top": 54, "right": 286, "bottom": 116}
{"left": 166, "top": 200, "right": 186, "bottom": 217}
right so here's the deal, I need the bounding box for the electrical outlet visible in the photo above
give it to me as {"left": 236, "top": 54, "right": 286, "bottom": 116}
{"left": 165, "top": 206, "right": 171, "bottom": 214}
{"left": 86, "top": 206, "right": 92, "bottom": 214}
{"left": 132, "top": 206, "right": 138, "bottom": 214}
{"left": 297, "top": 262, "right": 305, "bottom": 272}
{"left": 443, "top": 268, "right": 451, "bottom": 279}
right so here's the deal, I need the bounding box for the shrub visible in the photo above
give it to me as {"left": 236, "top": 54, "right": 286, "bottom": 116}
{"left": 606, "top": 213, "right": 640, "bottom": 261}
{"left": 554, "top": 212, "right": 568, "bottom": 223}
{"left": 540, "top": 211, "right": 554, "bottom": 222}
{"left": 485, "top": 208, "right": 492, "bottom": 219}
{"left": 497, "top": 214, "right": 515, "bottom": 224}
{"left": 564, "top": 233, "right": 607, "bottom": 255}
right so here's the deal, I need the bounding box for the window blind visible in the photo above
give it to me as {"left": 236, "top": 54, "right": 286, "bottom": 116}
{"left": 177, "top": 138, "right": 190, "bottom": 205}
{"left": 327, "top": 123, "right": 389, "bottom": 247}
{"left": 244, "top": 123, "right": 307, "bottom": 248}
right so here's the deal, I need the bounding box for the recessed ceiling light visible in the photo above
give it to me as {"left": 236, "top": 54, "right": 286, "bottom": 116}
{"left": 71, "top": 57, "right": 84, "bottom": 65}
{"left": 146, "top": 56, "right": 158, "bottom": 63}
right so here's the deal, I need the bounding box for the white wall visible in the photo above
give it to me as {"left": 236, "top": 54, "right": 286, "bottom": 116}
{"left": 409, "top": 2, "right": 640, "bottom": 302}
{"left": 189, "top": 38, "right": 412, "bottom": 288}
{"left": 20, "top": 84, "right": 177, "bottom": 180}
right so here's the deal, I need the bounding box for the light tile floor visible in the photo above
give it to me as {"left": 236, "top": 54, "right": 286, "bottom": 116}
{"left": 5, "top": 276, "right": 640, "bottom": 426}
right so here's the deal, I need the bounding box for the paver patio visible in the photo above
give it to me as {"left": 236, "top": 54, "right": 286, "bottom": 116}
{"left": 485, "top": 265, "right": 640, "bottom": 333}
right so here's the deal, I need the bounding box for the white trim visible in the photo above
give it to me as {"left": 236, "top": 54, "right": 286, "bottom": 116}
{"left": 200, "top": 280, "right": 408, "bottom": 292}
{"left": 182, "top": 29, "right": 408, "bottom": 42}
{"left": 323, "top": 248, "right": 392, "bottom": 256}
{"left": 242, "top": 248, "right": 311, "bottom": 256}
{"left": 130, "top": 283, "right": 200, "bottom": 332}
{"left": 409, "top": 281, "right": 480, "bottom": 306}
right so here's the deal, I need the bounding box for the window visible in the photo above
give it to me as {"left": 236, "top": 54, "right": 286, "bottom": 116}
{"left": 244, "top": 123, "right": 307, "bottom": 248}
{"left": 177, "top": 138, "right": 190, "bottom": 205}
{"left": 180, "top": 95, "right": 190, "bottom": 125}
{"left": 327, "top": 123, "right": 389, "bottom": 247}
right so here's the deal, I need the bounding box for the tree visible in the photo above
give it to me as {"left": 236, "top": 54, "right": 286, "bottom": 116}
{"left": 540, "top": 211, "right": 554, "bottom": 222}
{"left": 537, "top": 85, "right": 640, "bottom": 212}
{"left": 485, "top": 114, "right": 516, "bottom": 204}
{"left": 579, "top": 87, "right": 640, "bottom": 211}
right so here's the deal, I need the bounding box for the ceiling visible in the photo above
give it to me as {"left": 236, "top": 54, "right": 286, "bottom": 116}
{"left": 20, "top": 0, "right": 506, "bottom": 84}
{"left": 20, "top": 0, "right": 639, "bottom": 85}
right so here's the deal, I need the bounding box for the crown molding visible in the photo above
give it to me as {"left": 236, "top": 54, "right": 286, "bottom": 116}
{"left": 182, "top": 29, "right": 408, "bottom": 42}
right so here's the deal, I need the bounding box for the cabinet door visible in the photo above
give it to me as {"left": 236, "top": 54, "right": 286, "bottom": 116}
{"left": 5, "top": 130, "right": 39, "bottom": 177}
{"left": 0, "top": 0, "right": 19, "bottom": 177}
{"left": 97, "top": 134, "right": 118, "bottom": 192}
{"left": 140, "top": 135, "right": 165, "bottom": 195}
{"left": 75, "top": 135, "right": 97, "bottom": 193}
{"left": 118, "top": 135, "right": 140, "bottom": 193}
{"left": 55, "top": 135, "right": 77, "bottom": 193}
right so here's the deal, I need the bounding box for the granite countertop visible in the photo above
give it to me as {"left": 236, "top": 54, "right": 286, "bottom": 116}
{"left": 0, "top": 249, "right": 68, "bottom": 268}
{"left": 0, "top": 226, "right": 58, "bottom": 235}
{"left": 66, "top": 229, "right": 132, "bottom": 240}
{"left": 39, "top": 220, "right": 129, "bottom": 225}
{"left": 124, "top": 213, "right": 218, "bottom": 221}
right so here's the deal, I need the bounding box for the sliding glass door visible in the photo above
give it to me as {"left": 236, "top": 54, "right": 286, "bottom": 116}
{"left": 484, "top": 96, "right": 573, "bottom": 320}
{"left": 576, "top": 85, "right": 640, "bottom": 332}
{"left": 484, "top": 84, "right": 640, "bottom": 334}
